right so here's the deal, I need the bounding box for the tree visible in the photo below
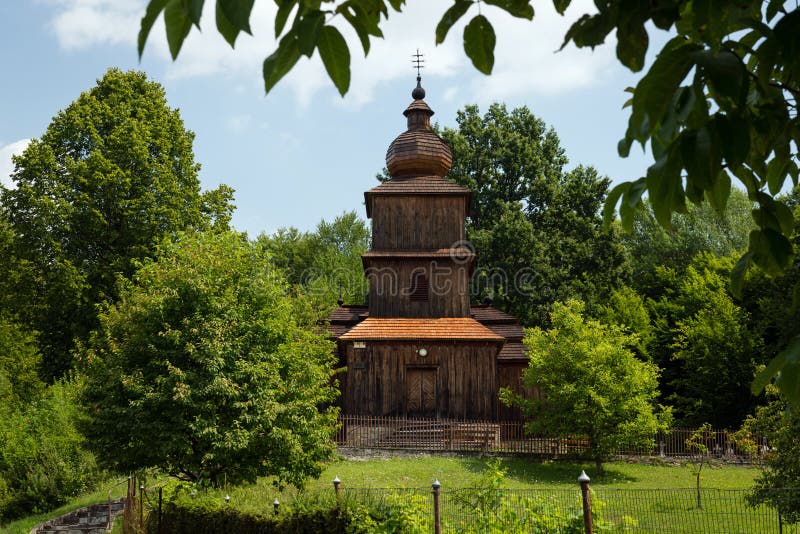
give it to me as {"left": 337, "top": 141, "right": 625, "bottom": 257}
{"left": 500, "top": 300, "right": 671, "bottom": 475}
{"left": 80, "top": 231, "right": 339, "bottom": 487}
{"left": 136, "top": 0, "right": 800, "bottom": 403}
{"left": 745, "top": 390, "right": 800, "bottom": 523}
{"left": 684, "top": 423, "right": 712, "bottom": 510}
{"left": 258, "top": 210, "right": 370, "bottom": 306}
{"left": 623, "top": 188, "right": 755, "bottom": 295}
{"left": 1, "top": 68, "right": 234, "bottom": 380}
{"left": 667, "top": 256, "right": 762, "bottom": 428}
{"left": 395, "top": 103, "right": 630, "bottom": 327}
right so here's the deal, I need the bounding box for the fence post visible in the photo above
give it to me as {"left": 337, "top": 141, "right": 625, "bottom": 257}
{"left": 578, "top": 471, "right": 593, "bottom": 534}
{"left": 333, "top": 476, "right": 342, "bottom": 505}
{"left": 432, "top": 479, "right": 442, "bottom": 534}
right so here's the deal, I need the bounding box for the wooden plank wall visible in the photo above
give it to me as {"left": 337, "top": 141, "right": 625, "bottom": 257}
{"left": 366, "top": 260, "right": 471, "bottom": 317}
{"left": 371, "top": 196, "right": 465, "bottom": 250}
{"left": 343, "top": 341, "right": 499, "bottom": 420}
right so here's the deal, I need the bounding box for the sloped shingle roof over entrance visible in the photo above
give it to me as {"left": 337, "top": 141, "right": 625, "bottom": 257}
{"left": 339, "top": 317, "right": 504, "bottom": 341}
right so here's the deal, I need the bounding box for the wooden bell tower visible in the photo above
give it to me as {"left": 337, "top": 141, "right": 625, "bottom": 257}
{"left": 330, "top": 74, "right": 529, "bottom": 421}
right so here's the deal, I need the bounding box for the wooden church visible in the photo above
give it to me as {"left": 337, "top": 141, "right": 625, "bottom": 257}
{"left": 329, "top": 78, "right": 529, "bottom": 422}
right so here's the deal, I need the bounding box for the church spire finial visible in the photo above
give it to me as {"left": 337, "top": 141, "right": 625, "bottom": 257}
{"left": 411, "top": 49, "right": 426, "bottom": 100}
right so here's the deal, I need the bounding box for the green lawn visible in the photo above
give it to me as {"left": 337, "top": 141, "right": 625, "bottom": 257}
{"left": 313, "top": 455, "right": 759, "bottom": 491}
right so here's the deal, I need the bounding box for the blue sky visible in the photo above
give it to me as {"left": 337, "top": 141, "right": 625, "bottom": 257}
{"left": 0, "top": 1, "right": 666, "bottom": 237}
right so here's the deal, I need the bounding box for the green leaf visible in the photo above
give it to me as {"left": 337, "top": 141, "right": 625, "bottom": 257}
{"left": 341, "top": 10, "right": 371, "bottom": 55}
{"left": 297, "top": 11, "right": 326, "bottom": 57}
{"left": 218, "top": 0, "right": 254, "bottom": 33}
{"left": 552, "top": 0, "right": 571, "bottom": 15}
{"left": 435, "top": 0, "right": 473, "bottom": 45}
{"left": 275, "top": 0, "right": 296, "bottom": 38}
{"left": 705, "top": 170, "right": 731, "bottom": 216}
{"left": 603, "top": 182, "right": 629, "bottom": 229}
{"left": 216, "top": 2, "right": 239, "bottom": 46}
{"left": 754, "top": 194, "right": 794, "bottom": 236}
{"left": 732, "top": 165, "right": 759, "bottom": 196}
{"left": 263, "top": 34, "right": 301, "bottom": 93}
{"left": 185, "top": 0, "right": 205, "bottom": 25}
{"left": 164, "top": 0, "right": 194, "bottom": 59}
{"left": 463, "top": 15, "right": 495, "bottom": 75}
{"left": 617, "top": 134, "right": 633, "bottom": 157}
{"left": 138, "top": 0, "right": 168, "bottom": 57}
{"left": 729, "top": 251, "right": 751, "bottom": 298}
{"left": 317, "top": 26, "right": 351, "bottom": 96}
{"left": 714, "top": 113, "right": 749, "bottom": 169}
{"left": 616, "top": 20, "right": 648, "bottom": 72}
{"left": 691, "top": 49, "right": 747, "bottom": 105}
{"left": 483, "top": 0, "right": 533, "bottom": 20}
{"left": 766, "top": 157, "right": 789, "bottom": 195}
{"left": 646, "top": 146, "right": 685, "bottom": 228}
{"left": 681, "top": 125, "right": 721, "bottom": 196}
{"left": 748, "top": 228, "right": 793, "bottom": 276}
{"left": 753, "top": 336, "right": 800, "bottom": 404}
{"left": 628, "top": 38, "right": 700, "bottom": 144}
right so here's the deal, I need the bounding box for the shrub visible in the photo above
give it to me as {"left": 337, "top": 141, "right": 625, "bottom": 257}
{"left": 0, "top": 380, "right": 102, "bottom": 520}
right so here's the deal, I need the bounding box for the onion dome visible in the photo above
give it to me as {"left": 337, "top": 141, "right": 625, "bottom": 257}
{"left": 385, "top": 77, "right": 453, "bottom": 178}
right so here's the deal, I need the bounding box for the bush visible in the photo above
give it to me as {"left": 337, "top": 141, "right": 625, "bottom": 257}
{"left": 0, "top": 379, "right": 102, "bottom": 520}
{"left": 154, "top": 492, "right": 375, "bottom": 534}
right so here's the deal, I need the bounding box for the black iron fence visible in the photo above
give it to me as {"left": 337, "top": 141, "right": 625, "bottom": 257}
{"left": 316, "top": 482, "right": 800, "bottom": 533}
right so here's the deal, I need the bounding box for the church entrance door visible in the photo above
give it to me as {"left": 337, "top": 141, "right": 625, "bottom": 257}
{"left": 406, "top": 368, "right": 436, "bottom": 417}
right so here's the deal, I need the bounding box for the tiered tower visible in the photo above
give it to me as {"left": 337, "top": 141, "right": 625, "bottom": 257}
{"left": 362, "top": 78, "right": 474, "bottom": 318}
{"left": 330, "top": 79, "right": 527, "bottom": 420}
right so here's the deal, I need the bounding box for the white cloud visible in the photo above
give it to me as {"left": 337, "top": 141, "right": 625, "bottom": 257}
{"left": 46, "top": 0, "right": 143, "bottom": 50}
{"left": 0, "top": 139, "right": 32, "bottom": 189}
{"left": 43, "top": 0, "right": 615, "bottom": 108}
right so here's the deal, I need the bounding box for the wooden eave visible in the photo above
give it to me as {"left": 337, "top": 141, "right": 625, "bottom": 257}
{"left": 364, "top": 176, "right": 472, "bottom": 218}
{"left": 339, "top": 317, "right": 505, "bottom": 342}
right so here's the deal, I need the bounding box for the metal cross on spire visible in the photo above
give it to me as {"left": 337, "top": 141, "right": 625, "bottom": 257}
{"left": 412, "top": 49, "right": 425, "bottom": 78}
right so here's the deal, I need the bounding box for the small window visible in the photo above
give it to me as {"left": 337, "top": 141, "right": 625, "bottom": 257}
{"left": 409, "top": 271, "right": 429, "bottom": 301}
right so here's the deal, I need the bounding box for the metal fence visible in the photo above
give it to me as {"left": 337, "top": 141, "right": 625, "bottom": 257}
{"left": 324, "top": 483, "right": 800, "bottom": 533}
{"left": 335, "top": 415, "right": 769, "bottom": 460}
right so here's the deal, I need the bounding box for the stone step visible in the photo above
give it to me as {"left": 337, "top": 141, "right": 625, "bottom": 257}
{"left": 30, "top": 498, "right": 126, "bottom": 534}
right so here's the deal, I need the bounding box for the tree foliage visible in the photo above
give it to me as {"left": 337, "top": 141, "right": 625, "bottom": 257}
{"left": 434, "top": 104, "right": 630, "bottom": 326}
{"left": 667, "top": 256, "right": 762, "bottom": 428}
{"left": 0, "top": 380, "right": 101, "bottom": 521}
{"left": 1, "top": 68, "right": 234, "bottom": 380}
{"left": 258, "top": 210, "right": 370, "bottom": 306}
{"left": 623, "top": 188, "right": 755, "bottom": 294}
{"left": 746, "top": 392, "right": 800, "bottom": 523}
{"left": 501, "top": 300, "right": 671, "bottom": 474}
{"left": 80, "top": 231, "right": 339, "bottom": 487}
{"left": 137, "top": 0, "right": 800, "bottom": 403}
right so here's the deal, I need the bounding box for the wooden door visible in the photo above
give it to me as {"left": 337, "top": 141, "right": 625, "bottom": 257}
{"left": 407, "top": 368, "right": 436, "bottom": 417}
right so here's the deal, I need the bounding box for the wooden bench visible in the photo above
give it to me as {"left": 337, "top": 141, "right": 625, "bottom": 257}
{"left": 446, "top": 423, "right": 501, "bottom": 451}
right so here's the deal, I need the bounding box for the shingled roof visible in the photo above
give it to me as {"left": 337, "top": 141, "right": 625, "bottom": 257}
{"left": 339, "top": 317, "right": 504, "bottom": 341}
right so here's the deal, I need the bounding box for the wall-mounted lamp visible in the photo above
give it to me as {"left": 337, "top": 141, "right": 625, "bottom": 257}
{"left": 417, "top": 348, "right": 428, "bottom": 357}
